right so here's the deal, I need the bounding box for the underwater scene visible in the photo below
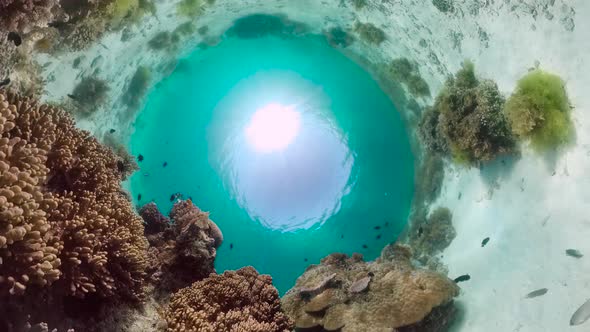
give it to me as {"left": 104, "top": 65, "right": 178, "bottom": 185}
{"left": 0, "top": 0, "right": 588, "bottom": 331}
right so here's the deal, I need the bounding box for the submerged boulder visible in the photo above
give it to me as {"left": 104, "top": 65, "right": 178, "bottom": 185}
{"left": 282, "top": 244, "right": 459, "bottom": 331}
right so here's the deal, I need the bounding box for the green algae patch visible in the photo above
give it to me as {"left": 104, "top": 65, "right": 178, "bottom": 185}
{"left": 504, "top": 69, "right": 574, "bottom": 152}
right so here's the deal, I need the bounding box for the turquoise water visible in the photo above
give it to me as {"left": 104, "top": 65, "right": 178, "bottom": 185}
{"left": 129, "top": 34, "right": 414, "bottom": 293}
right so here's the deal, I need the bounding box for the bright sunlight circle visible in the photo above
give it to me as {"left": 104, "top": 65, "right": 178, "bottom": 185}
{"left": 245, "top": 103, "right": 302, "bottom": 153}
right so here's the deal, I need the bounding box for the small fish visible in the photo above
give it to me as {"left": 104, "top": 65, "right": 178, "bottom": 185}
{"left": 304, "top": 258, "right": 308, "bottom": 262}
{"left": 570, "top": 298, "right": 590, "bottom": 326}
{"left": 0, "top": 78, "right": 10, "bottom": 87}
{"left": 481, "top": 237, "right": 490, "bottom": 247}
{"left": 109, "top": 129, "right": 116, "bottom": 134}
{"left": 453, "top": 274, "right": 471, "bottom": 283}
{"left": 362, "top": 244, "right": 368, "bottom": 249}
{"left": 163, "top": 162, "right": 168, "bottom": 167}
{"left": 170, "top": 194, "right": 176, "bottom": 202}
{"left": 418, "top": 227, "right": 423, "bottom": 237}
{"left": 138, "top": 154, "right": 144, "bottom": 162}
{"left": 525, "top": 288, "right": 548, "bottom": 299}
{"left": 137, "top": 194, "right": 142, "bottom": 200}
{"left": 7, "top": 32, "right": 22, "bottom": 46}
{"left": 376, "top": 234, "right": 381, "bottom": 240}
{"left": 566, "top": 249, "right": 583, "bottom": 258}
{"left": 229, "top": 243, "right": 233, "bottom": 250}
{"left": 340, "top": 234, "right": 344, "bottom": 239}
{"left": 458, "top": 192, "right": 462, "bottom": 200}
{"left": 67, "top": 94, "right": 78, "bottom": 100}
{"left": 384, "top": 221, "right": 389, "bottom": 227}
{"left": 374, "top": 226, "right": 381, "bottom": 230}
{"left": 143, "top": 172, "right": 149, "bottom": 177}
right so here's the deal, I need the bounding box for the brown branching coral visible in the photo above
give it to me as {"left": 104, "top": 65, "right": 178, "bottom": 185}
{"left": 0, "top": 90, "right": 148, "bottom": 300}
{"left": 140, "top": 199, "right": 222, "bottom": 294}
{"left": 282, "top": 245, "right": 459, "bottom": 331}
{"left": 164, "top": 266, "right": 294, "bottom": 332}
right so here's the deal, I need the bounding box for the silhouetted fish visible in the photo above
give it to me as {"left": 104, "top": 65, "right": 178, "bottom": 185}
{"left": 525, "top": 288, "right": 548, "bottom": 299}
{"left": 566, "top": 249, "right": 583, "bottom": 258}
{"left": 362, "top": 244, "right": 368, "bottom": 249}
{"left": 67, "top": 94, "right": 78, "bottom": 100}
{"left": 570, "top": 298, "right": 590, "bottom": 326}
{"left": 109, "top": 129, "right": 116, "bottom": 134}
{"left": 340, "top": 234, "right": 344, "bottom": 239}
{"left": 7, "top": 32, "right": 22, "bottom": 46}
{"left": 481, "top": 237, "right": 490, "bottom": 247}
{"left": 0, "top": 78, "right": 10, "bottom": 87}
{"left": 304, "top": 258, "right": 308, "bottom": 262}
{"left": 376, "top": 234, "right": 381, "bottom": 240}
{"left": 229, "top": 243, "right": 233, "bottom": 250}
{"left": 48, "top": 21, "right": 71, "bottom": 29}
{"left": 418, "top": 227, "right": 423, "bottom": 237}
{"left": 138, "top": 154, "right": 144, "bottom": 162}
{"left": 453, "top": 274, "right": 470, "bottom": 283}
{"left": 170, "top": 194, "right": 175, "bottom": 201}
{"left": 374, "top": 226, "right": 381, "bottom": 230}
{"left": 163, "top": 162, "right": 168, "bottom": 167}
{"left": 137, "top": 194, "right": 142, "bottom": 201}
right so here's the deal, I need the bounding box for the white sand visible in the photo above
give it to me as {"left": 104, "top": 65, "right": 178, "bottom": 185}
{"left": 36, "top": 0, "right": 590, "bottom": 330}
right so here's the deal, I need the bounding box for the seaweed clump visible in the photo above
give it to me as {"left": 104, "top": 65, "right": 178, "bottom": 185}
{"left": 387, "top": 58, "right": 431, "bottom": 97}
{"left": 351, "top": 0, "right": 367, "bottom": 10}
{"left": 164, "top": 266, "right": 293, "bottom": 332}
{"left": 354, "top": 22, "right": 386, "bottom": 45}
{"left": 420, "top": 61, "right": 516, "bottom": 165}
{"left": 282, "top": 245, "right": 459, "bottom": 331}
{"left": 504, "top": 69, "right": 573, "bottom": 151}
{"left": 432, "top": 0, "right": 454, "bottom": 13}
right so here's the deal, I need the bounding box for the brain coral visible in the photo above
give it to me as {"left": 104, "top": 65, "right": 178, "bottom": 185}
{"left": 164, "top": 266, "right": 294, "bottom": 332}
{"left": 281, "top": 244, "right": 459, "bottom": 331}
{"left": 0, "top": 90, "right": 147, "bottom": 299}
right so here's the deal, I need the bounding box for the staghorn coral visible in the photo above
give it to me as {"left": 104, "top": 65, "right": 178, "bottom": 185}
{"left": 140, "top": 199, "right": 223, "bottom": 294}
{"left": 164, "top": 266, "right": 294, "bottom": 332}
{"left": 0, "top": 90, "right": 148, "bottom": 300}
{"left": 426, "top": 61, "right": 516, "bottom": 165}
{"left": 282, "top": 245, "right": 459, "bottom": 331}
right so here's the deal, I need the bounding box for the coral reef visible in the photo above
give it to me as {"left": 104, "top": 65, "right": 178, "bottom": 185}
{"left": 419, "top": 107, "right": 449, "bottom": 155}
{"left": 164, "top": 266, "right": 294, "bottom": 332}
{"left": 351, "top": 0, "right": 367, "bottom": 10}
{"left": 354, "top": 22, "right": 386, "bottom": 45}
{"left": 0, "top": 89, "right": 148, "bottom": 299}
{"left": 504, "top": 69, "right": 573, "bottom": 151}
{"left": 0, "top": 0, "right": 62, "bottom": 33}
{"left": 282, "top": 245, "right": 459, "bottom": 331}
{"left": 387, "top": 58, "right": 431, "bottom": 97}
{"left": 177, "top": 0, "right": 204, "bottom": 17}
{"left": 124, "top": 66, "right": 151, "bottom": 109}
{"left": 422, "top": 61, "right": 516, "bottom": 165}
{"left": 325, "top": 27, "right": 354, "bottom": 48}
{"left": 71, "top": 77, "right": 110, "bottom": 114}
{"left": 140, "top": 199, "right": 223, "bottom": 294}
{"left": 226, "top": 14, "right": 309, "bottom": 39}
{"left": 409, "top": 207, "right": 456, "bottom": 257}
